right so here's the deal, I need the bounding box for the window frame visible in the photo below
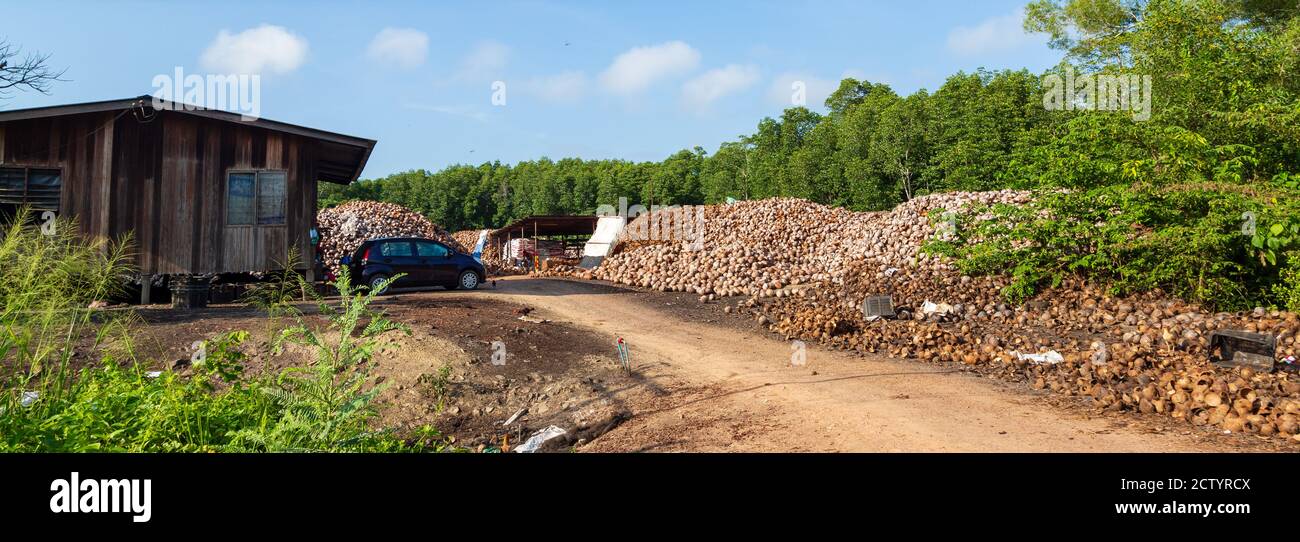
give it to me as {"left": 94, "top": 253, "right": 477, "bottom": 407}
{"left": 379, "top": 240, "right": 415, "bottom": 257}
{"left": 225, "top": 169, "right": 288, "bottom": 227}
{"left": 0, "top": 165, "right": 63, "bottom": 213}
{"left": 416, "top": 241, "right": 451, "bottom": 257}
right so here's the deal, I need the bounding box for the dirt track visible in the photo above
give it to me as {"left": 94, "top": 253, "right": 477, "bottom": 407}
{"left": 431, "top": 277, "right": 1247, "bottom": 452}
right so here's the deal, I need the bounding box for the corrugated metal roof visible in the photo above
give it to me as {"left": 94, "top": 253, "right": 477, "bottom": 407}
{"left": 491, "top": 215, "right": 600, "bottom": 237}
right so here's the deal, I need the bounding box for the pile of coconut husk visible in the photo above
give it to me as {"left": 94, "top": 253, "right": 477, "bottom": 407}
{"left": 753, "top": 274, "right": 1300, "bottom": 441}
{"left": 450, "top": 229, "right": 484, "bottom": 255}
{"left": 579, "top": 192, "right": 1300, "bottom": 443}
{"left": 593, "top": 191, "right": 1029, "bottom": 296}
{"left": 317, "top": 201, "right": 462, "bottom": 275}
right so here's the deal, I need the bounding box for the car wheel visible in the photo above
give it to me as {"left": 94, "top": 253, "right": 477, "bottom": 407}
{"left": 369, "top": 274, "right": 390, "bottom": 294}
{"left": 456, "top": 270, "right": 480, "bottom": 290}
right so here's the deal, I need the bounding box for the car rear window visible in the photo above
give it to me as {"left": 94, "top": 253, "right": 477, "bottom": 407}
{"left": 416, "top": 242, "right": 450, "bottom": 257}
{"left": 379, "top": 241, "right": 413, "bottom": 257}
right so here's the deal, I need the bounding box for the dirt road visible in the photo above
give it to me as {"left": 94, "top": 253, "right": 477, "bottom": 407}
{"left": 433, "top": 277, "right": 1241, "bottom": 452}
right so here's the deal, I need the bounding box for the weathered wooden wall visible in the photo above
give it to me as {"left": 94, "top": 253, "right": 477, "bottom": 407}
{"left": 0, "top": 111, "right": 117, "bottom": 239}
{"left": 0, "top": 110, "right": 321, "bottom": 275}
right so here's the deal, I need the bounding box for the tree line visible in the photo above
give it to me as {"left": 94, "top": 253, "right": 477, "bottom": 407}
{"left": 321, "top": 0, "right": 1300, "bottom": 234}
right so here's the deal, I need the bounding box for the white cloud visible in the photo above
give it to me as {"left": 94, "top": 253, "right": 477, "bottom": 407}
{"left": 200, "top": 25, "right": 308, "bottom": 74}
{"left": 458, "top": 41, "right": 510, "bottom": 80}
{"left": 599, "top": 41, "right": 701, "bottom": 94}
{"left": 367, "top": 28, "right": 428, "bottom": 68}
{"left": 526, "top": 71, "right": 589, "bottom": 103}
{"left": 681, "top": 64, "right": 759, "bottom": 108}
{"left": 947, "top": 9, "right": 1034, "bottom": 56}
{"left": 767, "top": 72, "right": 843, "bottom": 109}
{"left": 403, "top": 103, "right": 490, "bottom": 122}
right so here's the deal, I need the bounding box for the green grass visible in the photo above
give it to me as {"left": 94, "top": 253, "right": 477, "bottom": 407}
{"left": 0, "top": 209, "right": 445, "bottom": 452}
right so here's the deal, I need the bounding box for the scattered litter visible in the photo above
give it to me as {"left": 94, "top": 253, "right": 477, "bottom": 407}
{"left": 145, "top": 371, "right": 163, "bottom": 378}
{"left": 883, "top": 267, "right": 900, "bottom": 277}
{"left": 502, "top": 407, "right": 527, "bottom": 427}
{"left": 1090, "top": 341, "right": 1109, "bottom": 366}
{"left": 862, "top": 295, "right": 896, "bottom": 320}
{"left": 20, "top": 391, "right": 39, "bottom": 407}
{"left": 517, "top": 315, "right": 548, "bottom": 324}
{"left": 921, "top": 300, "right": 955, "bottom": 316}
{"left": 615, "top": 337, "right": 632, "bottom": 373}
{"left": 1280, "top": 355, "right": 1298, "bottom": 374}
{"left": 514, "top": 425, "right": 567, "bottom": 453}
{"left": 1208, "top": 329, "right": 1276, "bottom": 371}
{"left": 1011, "top": 350, "right": 1064, "bottom": 365}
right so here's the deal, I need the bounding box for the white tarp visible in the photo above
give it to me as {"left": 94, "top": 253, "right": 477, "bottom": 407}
{"left": 514, "top": 425, "right": 567, "bottom": 453}
{"left": 583, "top": 216, "right": 626, "bottom": 258}
{"left": 921, "top": 300, "right": 955, "bottom": 316}
{"left": 471, "top": 230, "right": 488, "bottom": 262}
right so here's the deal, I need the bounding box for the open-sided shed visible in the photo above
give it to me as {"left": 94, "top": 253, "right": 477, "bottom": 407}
{"left": 490, "top": 215, "right": 600, "bottom": 240}
{"left": 489, "top": 215, "right": 600, "bottom": 265}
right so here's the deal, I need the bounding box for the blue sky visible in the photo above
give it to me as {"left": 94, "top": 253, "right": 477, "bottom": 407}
{"left": 2, "top": 0, "right": 1060, "bottom": 178}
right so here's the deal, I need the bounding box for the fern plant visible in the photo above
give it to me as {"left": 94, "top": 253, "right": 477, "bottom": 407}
{"left": 229, "top": 268, "right": 410, "bottom": 451}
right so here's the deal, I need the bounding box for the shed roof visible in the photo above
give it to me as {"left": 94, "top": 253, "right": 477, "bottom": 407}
{"left": 0, "top": 96, "right": 376, "bottom": 184}
{"left": 491, "top": 215, "right": 600, "bottom": 238}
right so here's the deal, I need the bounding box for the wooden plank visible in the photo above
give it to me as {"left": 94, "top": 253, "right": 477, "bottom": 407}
{"left": 259, "top": 225, "right": 287, "bottom": 270}
{"left": 223, "top": 226, "right": 256, "bottom": 271}
{"left": 157, "top": 115, "right": 197, "bottom": 274}
{"left": 190, "top": 123, "right": 206, "bottom": 271}
{"left": 289, "top": 136, "right": 311, "bottom": 270}
{"left": 250, "top": 128, "right": 266, "bottom": 169}
{"left": 56, "top": 117, "right": 69, "bottom": 163}
{"left": 126, "top": 117, "right": 151, "bottom": 273}
{"left": 150, "top": 112, "right": 165, "bottom": 273}
{"left": 266, "top": 132, "right": 283, "bottom": 169}
{"left": 96, "top": 114, "right": 115, "bottom": 240}
{"left": 69, "top": 117, "right": 89, "bottom": 232}
{"left": 39, "top": 117, "right": 53, "bottom": 163}
{"left": 303, "top": 142, "right": 317, "bottom": 270}
{"left": 199, "top": 123, "right": 223, "bottom": 273}
{"left": 235, "top": 125, "right": 252, "bottom": 168}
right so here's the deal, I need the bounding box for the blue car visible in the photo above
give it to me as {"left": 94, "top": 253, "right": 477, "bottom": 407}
{"left": 342, "top": 237, "right": 485, "bottom": 293}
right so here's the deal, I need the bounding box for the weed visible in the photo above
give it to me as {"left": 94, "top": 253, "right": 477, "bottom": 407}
{"left": 419, "top": 363, "right": 454, "bottom": 413}
{"left": 227, "top": 268, "right": 414, "bottom": 451}
{"left": 0, "top": 209, "right": 443, "bottom": 452}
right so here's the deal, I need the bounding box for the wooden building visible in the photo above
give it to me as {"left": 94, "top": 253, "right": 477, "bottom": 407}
{"left": 0, "top": 96, "right": 375, "bottom": 286}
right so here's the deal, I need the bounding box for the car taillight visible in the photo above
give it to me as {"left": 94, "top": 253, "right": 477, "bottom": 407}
{"left": 362, "top": 247, "right": 371, "bottom": 261}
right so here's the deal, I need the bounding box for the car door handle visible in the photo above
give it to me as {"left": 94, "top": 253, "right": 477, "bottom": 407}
{"left": 383, "top": 258, "right": 392, "bottom": 263}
